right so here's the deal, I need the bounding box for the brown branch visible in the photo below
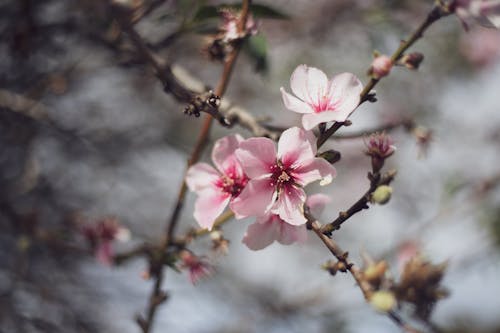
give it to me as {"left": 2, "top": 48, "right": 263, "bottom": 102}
{"left": 321, "top": 169, "right": 397, "bottom": 236}
{"left": 119, "top": 2, "right": 253, "bottom": 332}
{"left": 309, "top": 221, "right": 423, "bottom": 333}
{"left": 316, "top": 4, "right": 451, "bottom": 149}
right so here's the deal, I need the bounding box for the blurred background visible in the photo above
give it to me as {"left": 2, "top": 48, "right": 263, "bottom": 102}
{"left": 1, "top": 0, "right": 500, "bottom": 332}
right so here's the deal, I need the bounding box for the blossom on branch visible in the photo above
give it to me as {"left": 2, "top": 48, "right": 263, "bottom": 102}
{"left": 186, "top": 135, "right": 248, "bottom": 230}
{"left": 232, "top": 127, "right": 335, "bottom": 225}
{"left": 280, "top": 65, "right": 363, "bottom": 130}
{"left": 179, "top": 250, "right": 213, "bottom": 285}
{"left": 243, "top": 194, "right": 330, "bottom": 250}
{"left": 82, "top": 217, "right": 130, "bottom": 265}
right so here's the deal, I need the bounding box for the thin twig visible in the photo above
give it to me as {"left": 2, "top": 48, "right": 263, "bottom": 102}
{"left": 316, "top": 4, "right": 451, "bottom": 149}
{"left": 309, "top": 221, "right": 423, "bottom": 333}
{"left": 129, "top": 2, "right": 252, "bottom": 332}
{"left": 321, "top": 169, "right": 397, "bottom": 236}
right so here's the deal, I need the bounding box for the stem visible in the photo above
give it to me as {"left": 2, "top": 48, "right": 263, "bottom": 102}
{"left": 316, "top": 4, "right": 450, "bottom": 149}
{"left": 310, "top": 221, "right": 423, "bottom": 333}
{"left": 139, "top": 2, "right": 252, "bottom": 332}
{"left": 321, "top": 169, "right": 397, "bottom": 235}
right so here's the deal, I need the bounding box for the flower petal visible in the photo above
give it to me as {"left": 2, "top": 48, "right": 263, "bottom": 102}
{"left": 242, "top": 216, "right": 280, "bottom": 250}
{"left": 186, "top": 163, "right": 220, "bottom": 192}
{"left": 301, "top": 111, "right": 348, "bottom": 130}
{"left": 280, "top": 87, "right": 314, "bottom": 114}
{"left": 273, "top": 185, "right": 307, "bottom": 225}
{"left": 212, "top": 134, "right": 243, "bottom": 174}
{"left": 305, "top": 66, "right": 330, "bottom": 104}
{"left": 328, "top": 72, "right": 363, "bottom": 118}
{"left": 306, "top": 194, "right": 331, "bottom": 217}
{"left": 236, "top": 137, "right": 276, "bottom": 179}
{"left": 230, "top": 178, "right": 276, "bottom": 218}
{"left": 293, "top": 157, "right": 336, "bottom": 186}
{"left": 277, "top": 127, "right": 316, "bottom": 168}
{"left": 289, "top": 64, "right": 310, "bottom": 101}
{"left": 277, "top": 223, "right": 307, "bottom": 245}
{"left": 193, "top": 188, "right": 231, "bottom": 230}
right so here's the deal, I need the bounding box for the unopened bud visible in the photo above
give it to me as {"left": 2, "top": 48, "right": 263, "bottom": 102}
{"left": 371, "top": 185, "right": 393, "bottom": 205}
{"left": 369, "top": 55, "right": 393, "bottom": 79}
{"left": 400, "top": 52, "right": 424, "bottom": 70}
{"left": 319, "top": 149, "right": 341, "bottom": 164}
{"left": 370, "top": 291, "right": 397, "bottom": 312}
{"left": 364, "top": 261, "right": 389, "bottom": 284}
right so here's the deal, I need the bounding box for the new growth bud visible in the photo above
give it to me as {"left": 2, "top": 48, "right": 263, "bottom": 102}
{"left": 369, "top": 55, "right": 393, "bottom": 79}
{"left": 365, "top": 132, "right": 396, "bottom": 172}
{"left": 370, "top": 291, "right": 397, "bottom": 312}
{"left": 371, "top": 185, "right": 393, "bottom": 205}
{"left": 400, "top": 52, "right": 424, "bottom": 70}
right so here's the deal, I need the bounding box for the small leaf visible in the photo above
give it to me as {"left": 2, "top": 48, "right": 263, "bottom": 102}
{"left": 243, "top": 34, "right": 269, "bottom": 74}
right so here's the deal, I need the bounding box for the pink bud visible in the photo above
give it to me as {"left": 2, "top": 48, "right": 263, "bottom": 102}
{"left": 369, "top": 55, "right": 393, "bottom": 79}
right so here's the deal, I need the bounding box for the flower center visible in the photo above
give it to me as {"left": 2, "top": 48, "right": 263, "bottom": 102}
{"left": 218, "top": 174, "right": 247, "bottom": 197}
{"left": 269, "top": 162, "right": 294, "bottom": 190}
{"left": 313, "top": 96, "right": 340, "bottom": 114}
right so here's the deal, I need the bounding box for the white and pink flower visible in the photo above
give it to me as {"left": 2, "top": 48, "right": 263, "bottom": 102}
{"left": 186, "top": 134, "right": 248, "bottom": 230}
{"left": 454, "top": 0, "right": 500, "bottom": 29}
{"left": 280, "top": 65, "right": 363, "bottom": 130}
{"left": 243, "top": 194, "right": 330, "bottom": 251}
{"left": 232, "top": 127, "right": 336, "bottom": 225}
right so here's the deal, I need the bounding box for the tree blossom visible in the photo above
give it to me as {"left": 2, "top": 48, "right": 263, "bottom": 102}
{"left": 220, "top": 9, "right": 258, "bottom": 43}
{"left": 454, "top": 0, "right": 500, "bottom": 29}
{"left": 186, "top": 134, "right": 248, "bottom": 230}
{"left": 232, "top": 127, "right": 336, "bottom": 225}
{"left": 243, "top": 194, "right": 330, "bottom": 251}
{"left": 82, "top": 217, "right": 130, "bottom": 265}
{"left": 280, "top": 65, "right": 363, "bottom": 130}
{"left": 179, "top": 250, "right": 213, "bottom": 285}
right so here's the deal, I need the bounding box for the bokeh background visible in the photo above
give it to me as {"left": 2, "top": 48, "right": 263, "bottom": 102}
{"left": 1, "top": 0, "right": 500, "bottom": 332}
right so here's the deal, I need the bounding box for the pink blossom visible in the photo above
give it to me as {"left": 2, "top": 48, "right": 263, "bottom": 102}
{"left": 220, "top": 9, "right": 258, "bottom": 42}
{"left": 454, "top": 0, "right": 500, "bottom": 29}
{"left": 179, "top": 250, "right": 213, "bottom": 285}
{"left": 243, "top": 194, "right": 330, "bottom": 251}
{"left": 459, "top": 28, "right": 500, "bottom": 67}
{"left": 280, "top": 65, "right": 363, "bottom": 130}
{"left": 232, "top": 127, "right": 336, "bottom": 225}
{"left": 82, "top": 217, "right": 129, "bottom": 265}
{"left": 365, "top": 132, "right": 396, "bottom": 159}
{"left": 186, "top": 134, "right": 248, "bottom": 230}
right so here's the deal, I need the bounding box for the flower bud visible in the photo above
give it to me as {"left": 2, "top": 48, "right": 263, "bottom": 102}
{"left": 371, "top": 185, "right": 393, "bottom": 205}
{"left": 400, "top": 52, "right": 424, "bottom": 70}
{"left": 370, "top": 291, "right": 397, "bottom": 312}
{"left": 369, "top": 55, "right": 393, "bottom": 79}
{"left": 318, "top": 149, "right": 341, "bottom": 164}
{"left": 364, "top": 260, "right": 389, "bottom": 285}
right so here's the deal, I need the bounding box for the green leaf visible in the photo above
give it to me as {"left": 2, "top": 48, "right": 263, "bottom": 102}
{"left": 243, "top": 34, "right": 269, "bottom": 74}
{"left": 193, "top": 3, "right": 289, "bottom": 22}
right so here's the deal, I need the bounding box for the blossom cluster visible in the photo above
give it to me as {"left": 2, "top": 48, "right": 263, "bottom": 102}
{"left": 187, "top": 65, "right": 364, "bottom": 250}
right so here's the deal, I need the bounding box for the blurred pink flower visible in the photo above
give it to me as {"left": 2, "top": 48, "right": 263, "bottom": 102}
{"left": 220, "top": 9, "right": 258, "bottom": 42}
{"left": 186, "top": 135, "right": 248, "bottom": 230}
{"left": 232, "top": 127, "right": 335, "bottom": 225}
{"left": 82, "top": 217, "right": 129, "bottom": 265}
{"left": 179, "top": 251, "right": 213, "bottom": 285}
{"left": 243, "top": 194, "right": 330, "bottom": 250}
{"left": 280, "top": 65, "right": 363, "bottom": 130}
{"left": 454, "top": 0, "right": 500, "bottom": 29}
{"left": 460, "top": 28, "right": 500, "bottom": 67}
